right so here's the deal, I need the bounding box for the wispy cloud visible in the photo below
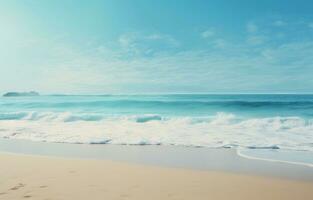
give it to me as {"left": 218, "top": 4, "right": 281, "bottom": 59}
{"left": 2, "top": 17, "right": 313, "bottom": 94}
{"left": 246, "top": 35, "right": 267, "bottom": 45}
{"left": 201, "top": 28, "right": 215, "bottom": 39}
{"left": 117, "top": 32, "right": 180, "bottom": 57}
{"left": 36, "top": 32, "right": 313, "bottom": 93}
{"left": 273, "top": 20, "right": 287, "bottom": 27}
{"left": 246, "top": 22, "right": 258, "bottom": 33}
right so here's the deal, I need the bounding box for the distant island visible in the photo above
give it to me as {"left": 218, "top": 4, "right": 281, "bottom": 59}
{"left": 3, "top": 91, "right": 40, "bottom": 97}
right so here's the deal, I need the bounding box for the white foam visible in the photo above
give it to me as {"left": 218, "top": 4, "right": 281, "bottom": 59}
{"left": 0, "top": 112, "right": 312, "bottom": 151}
{"left": 237, "top": 150, "right": 313, "bottom": 168}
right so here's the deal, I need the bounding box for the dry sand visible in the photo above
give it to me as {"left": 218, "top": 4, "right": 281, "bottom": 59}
{"left": 0, "top": 152, "right": 312, "bottom": 200}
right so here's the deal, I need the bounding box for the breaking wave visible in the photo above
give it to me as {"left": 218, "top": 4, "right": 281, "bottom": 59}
{"left": 0, "top": 111, "right": 312, "bottom": 151}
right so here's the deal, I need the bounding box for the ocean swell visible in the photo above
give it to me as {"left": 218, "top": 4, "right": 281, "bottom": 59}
{"left": 3, "top": 100, "right": 313, "bottom": 109}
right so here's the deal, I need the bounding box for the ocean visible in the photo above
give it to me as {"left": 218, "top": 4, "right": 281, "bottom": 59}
{"left": 0, "top": 94, "right": 312, "bottom": 165}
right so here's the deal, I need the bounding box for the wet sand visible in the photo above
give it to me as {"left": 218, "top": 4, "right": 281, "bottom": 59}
{"left": 1, "top": 139, "right": 313, "bottom": 181}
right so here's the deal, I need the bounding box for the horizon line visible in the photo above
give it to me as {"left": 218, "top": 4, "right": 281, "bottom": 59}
{"left": 3, "top": 92, "right": 313, "bottom": 96}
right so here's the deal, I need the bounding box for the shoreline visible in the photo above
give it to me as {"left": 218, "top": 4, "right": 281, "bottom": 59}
{"left": 0, "top": 139, "right": 313, "bottom": 182}
{"left": 0, "top": 152, "right": 313, "bottom": 200}
{"left": 237, "top": 149, "right": 313, "bottom": 168}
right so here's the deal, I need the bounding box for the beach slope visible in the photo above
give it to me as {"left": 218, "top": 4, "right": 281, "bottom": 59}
{"left": 0, "top": 153, "right": 312, "bottom": 200}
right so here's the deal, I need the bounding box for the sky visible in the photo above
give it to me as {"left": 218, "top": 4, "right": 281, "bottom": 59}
{"left": 1, "top": 0, "right": 313, "bottom": 94}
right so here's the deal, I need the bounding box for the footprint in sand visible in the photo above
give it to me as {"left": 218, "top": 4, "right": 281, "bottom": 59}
{"left": 10, "top": 183, "right": 25, "bottom": 191}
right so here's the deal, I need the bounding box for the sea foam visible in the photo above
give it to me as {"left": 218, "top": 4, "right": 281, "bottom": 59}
{"left": 0, "top": 112, "right": 312, "bottom": 151}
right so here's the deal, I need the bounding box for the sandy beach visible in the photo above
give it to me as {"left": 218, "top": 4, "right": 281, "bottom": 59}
{"left": 0, "top": 152, "right": 312, "bottom": 200}
{"left": 2, "top": 0, "right": 313, "bottom": 199}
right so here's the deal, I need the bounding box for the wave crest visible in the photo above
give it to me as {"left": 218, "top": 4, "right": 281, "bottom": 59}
{"left": 0, "top": 112, "right": 312, "bottom": 151}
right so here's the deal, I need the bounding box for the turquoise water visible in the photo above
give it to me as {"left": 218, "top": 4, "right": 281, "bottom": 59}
{"left": 0, "top": 94, "right": 313, "bottom": 164}
{"left": 2, "top": 94, "right": 313, "bottom": 117}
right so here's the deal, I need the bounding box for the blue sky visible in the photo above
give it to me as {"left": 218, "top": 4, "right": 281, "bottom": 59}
{"left": 1, "top": 0, "right": 313, "bottom": 94}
